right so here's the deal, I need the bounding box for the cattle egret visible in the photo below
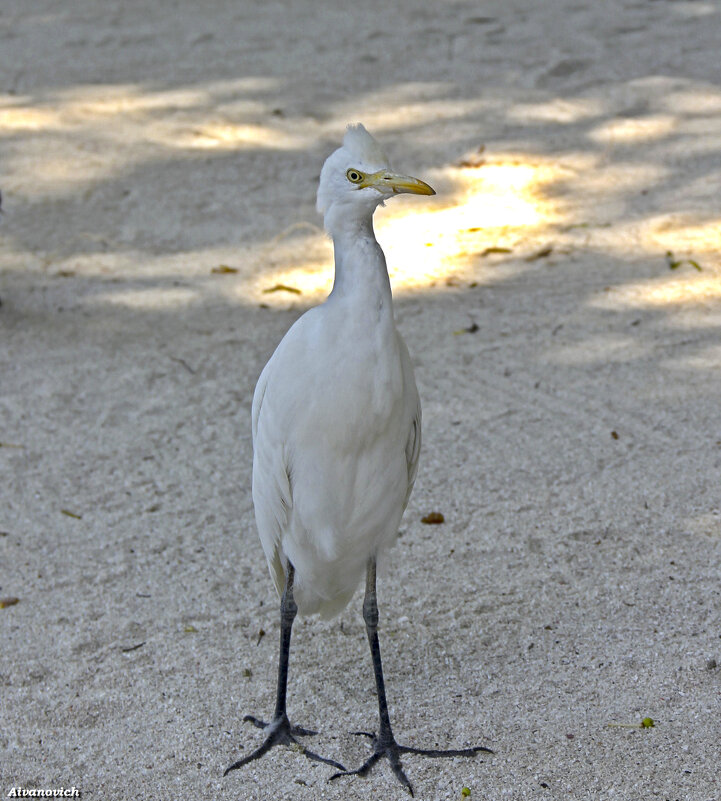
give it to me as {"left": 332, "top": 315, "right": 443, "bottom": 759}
{"left": 225, "top": 124, "right": 491, "bottom": 794}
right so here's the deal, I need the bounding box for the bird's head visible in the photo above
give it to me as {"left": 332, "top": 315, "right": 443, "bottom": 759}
{"left": 316, "top": 124, "right": 434, "bottom": 231}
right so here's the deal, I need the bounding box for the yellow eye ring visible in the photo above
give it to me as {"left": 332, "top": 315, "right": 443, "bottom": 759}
{"left": 346, "top": 168, "right": 364, "bottom": 184}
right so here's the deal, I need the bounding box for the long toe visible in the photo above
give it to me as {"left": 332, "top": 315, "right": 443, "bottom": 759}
{"left": 399, "top": 743, "right": 493, "bottom": 757}
{"left": 298, "top": 744, "right": 346, "bottom": 771}
{"left": 331, "top": 745, "right": 413, "bottom": 795}
{"left": 330, "top": 750, "right": 382, "bottom": 781}
{"left": 387, "top": 748, "right": 415, "bottom": 797}
{"left": 224, "top": 739, "right": 273, "bottom": 775}
{"left": 290, "top": 723, "right": 318, "bottom": 737}
{"left": 329, "top": 733, "right": 491, "bottom": 795}
{"left": 224, "top": 713, "right": 344, "bottom": 776}
{"left": 243, "top": 714, "right": 268, "bottom": 730}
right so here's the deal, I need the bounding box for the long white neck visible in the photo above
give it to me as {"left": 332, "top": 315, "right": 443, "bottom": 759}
{"left": 325, "top": 205, "right": 392, "bottom": 304}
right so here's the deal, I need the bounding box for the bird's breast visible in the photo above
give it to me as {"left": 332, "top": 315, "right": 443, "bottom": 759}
{"left": 262, "top": 299, "right": 406, "bottom": 462}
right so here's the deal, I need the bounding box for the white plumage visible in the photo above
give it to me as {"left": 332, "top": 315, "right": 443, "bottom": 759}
{"left": 252, "top": 124, "right": 424, "bottom": 617}
{"left": 225, "top": 125, "right": 488, "bottom": 794}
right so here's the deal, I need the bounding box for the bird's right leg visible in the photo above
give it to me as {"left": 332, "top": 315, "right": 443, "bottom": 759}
{"left": 224, "top": 561, "right": 345, "bottom": 776}
{"left": 330, "top": 557, "right": 489, "bottom": 795}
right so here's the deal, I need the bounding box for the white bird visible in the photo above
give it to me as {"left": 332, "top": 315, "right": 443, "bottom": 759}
{"left": 225, "top": 124, "right": 490, "bottom": 794}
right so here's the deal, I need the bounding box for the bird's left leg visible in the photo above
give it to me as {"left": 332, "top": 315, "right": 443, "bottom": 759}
{"left": 330, "top": 557, "right": 491, "bottom": 796}
{"left": 224, "top": 561, "right": 345, "bottom": 776}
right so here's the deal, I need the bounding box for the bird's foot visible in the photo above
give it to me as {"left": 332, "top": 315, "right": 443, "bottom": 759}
{"left": 224, "top": 713, "right": 346, "bottom": 776}
{"left": 330, "top": 730, "right": 492, "bottom": 797}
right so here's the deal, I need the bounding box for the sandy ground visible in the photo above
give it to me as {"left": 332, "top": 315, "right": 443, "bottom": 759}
{"left": 2, "top": 0, "right": 721, "bottom": 799}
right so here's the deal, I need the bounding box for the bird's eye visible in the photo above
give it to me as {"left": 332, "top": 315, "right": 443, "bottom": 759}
{"left": 346, "top": 169, "right": 364, "bottom": 184}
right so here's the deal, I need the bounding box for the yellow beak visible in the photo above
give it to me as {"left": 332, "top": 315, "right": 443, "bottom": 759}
{"left": 360, "top": 170, "right": 435, "bottom": 196}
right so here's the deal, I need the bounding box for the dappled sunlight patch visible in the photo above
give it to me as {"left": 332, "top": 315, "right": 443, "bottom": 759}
{"left": 89, "top": 286, "right": 199, "bottom": 309}
{"left": 629, "top": 276, "right": 721, "bottom": 306}
{"left": 580, "top": 213, "right": 721, "bottom": 308}
{"left": 231, "top": 231, "right": 334, "bottom": 305}
{"left": 160, "top": 122, "right": 308, "bottom": 151}
{"left": 335, "top": 97, "right": 491, "bottom": 134}
{"left": 507, "top": 97, "right": 603, "bottom": 125}
{"left": 328, "top": 82, "right": 492, "bottom": 135}
{"left": 638, "top": 214, "right": 721, "bottom": 257}
{"left": 0, "top": 79, "right": 302, "bottom": 198}
{"left": 0, "top": 86, "right": 207, "bottom": 138}
{"left": 0, "top": 105, "right": 62, "bottom": 132}
{"left": 568, "top": 161, "right": 669, "bottom": 196}
{"left": 374, "top": 158, "right": 566, "bottom": 289}
{"left": 670, "top": 1, "right": 717, "bottom": 18}
{"left": 1, "top": 79, "right": 282, "bottom": 134}
{"left": 243, "top": 258, "right": 334, "bottom": 303}
{"left": 27, "top": 154, "right": 107, "bottom": 191}
{"left": 588, "top": 115, "right": 677, "bottom": 144}
{"left": 4, "top": 140, "right": 128, "bottom": 197}
{"left": 660, "top": 86, "right": 721, "bottom": 115}
{"left": 57, "top": 84, "right": 209, "bottom": 117}
{"left": 589, "top": 272, "right": 721, "bottom": 311}
{"left": 683, "top": 511, "right": 721, "bottom": 538}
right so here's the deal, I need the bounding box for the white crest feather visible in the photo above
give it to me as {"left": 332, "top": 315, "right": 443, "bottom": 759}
{"left": 343, "top": 124, "right": 388, "bottom": 168}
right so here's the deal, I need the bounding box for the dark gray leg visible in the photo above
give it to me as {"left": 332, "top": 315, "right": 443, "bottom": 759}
{"left": 224, "top": 562, "right": 345, "bottom": 776}
{"left": 330, "top": 557, "right": 491, "bottom": 796}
